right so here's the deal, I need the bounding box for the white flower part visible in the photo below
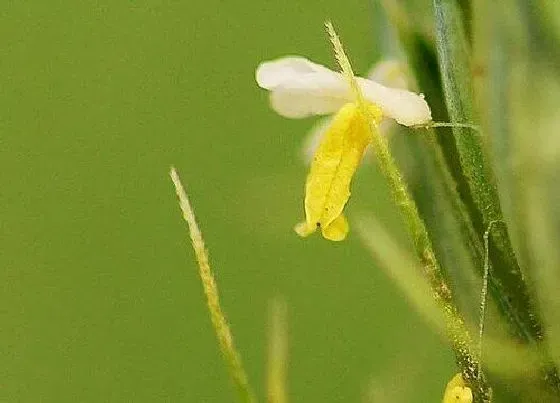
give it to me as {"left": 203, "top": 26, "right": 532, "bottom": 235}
{"left": 366, "top": 60, "right": 409, "bottom": 90}
{"left": 300, "top": 60, "right": 415, "bottom": 164}
{"left": 256, "top": 56, "right": 432, "bottom": 126}
{"left": 357, "top": 77, "right": 431, "bottom": 126}
{"left": 256, "top": 56, "right": 350, "bottom": 118}
{"left": 364, "top": 60, "right": 410, "bottom": 139}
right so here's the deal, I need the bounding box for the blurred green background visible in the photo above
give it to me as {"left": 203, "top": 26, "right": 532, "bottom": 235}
{"left": 2, "top": 1, "right": 453, "bottom": 401}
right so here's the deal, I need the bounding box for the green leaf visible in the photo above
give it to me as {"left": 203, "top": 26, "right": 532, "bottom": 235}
{"left": 392, "top": 127, "right": 483, "bottom": 322}
{"left": 434, "top": 0, "right": 535, "bottom": 341}
{"left": 379, "top": 0, "right": 528, "bottom": 346}
{"left": 432, "top": 0, "right": 560, "bottom": 395}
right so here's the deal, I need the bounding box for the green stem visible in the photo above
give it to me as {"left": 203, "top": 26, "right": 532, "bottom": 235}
{"left": 370, "top": 124, "right": 490, "bottom": 402}
{"left": 327, "top": 20, "right": 490, "bottom": 400}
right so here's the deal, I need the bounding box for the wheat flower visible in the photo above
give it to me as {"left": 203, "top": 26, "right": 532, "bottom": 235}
{"left": 256, "top": 55, "right": 431, "bottom": 241}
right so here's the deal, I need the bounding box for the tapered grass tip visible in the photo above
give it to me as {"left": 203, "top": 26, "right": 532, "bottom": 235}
{"left": 169, "top": 166, "right": 256, "bottom": 403}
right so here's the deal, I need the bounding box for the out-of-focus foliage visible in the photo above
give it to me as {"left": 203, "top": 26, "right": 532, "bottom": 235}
{"left": 4, "top": 0, "right": 560, "bottom": 402}
{"left": 0, "top": 1, "right": 452, "bottom": 403}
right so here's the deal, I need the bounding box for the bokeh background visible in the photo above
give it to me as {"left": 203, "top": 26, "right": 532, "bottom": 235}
{"left": 2, "top": 1, "right": 454, "bottom": 401}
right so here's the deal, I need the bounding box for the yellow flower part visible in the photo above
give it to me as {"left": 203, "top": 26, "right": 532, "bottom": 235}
{"left": 255, "top": 22, "right": 433, "bottom": 242}
{"left": 294, "top": 102, "right": 382, "bottom": 241}
{"left": 301, "top": 60, "right": 411, "bottom": 165}
{"left": 442, "top": 373, "right": 473, "bottom": 403}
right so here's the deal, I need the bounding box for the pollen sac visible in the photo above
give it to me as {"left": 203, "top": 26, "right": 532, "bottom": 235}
{"left": 442, "top": 373, "right": 473, "bottom": 403}
{"left": 295, "top": 102, "right": 382, "bottom": 241}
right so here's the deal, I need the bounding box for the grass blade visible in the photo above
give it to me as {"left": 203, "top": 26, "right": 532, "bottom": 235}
{"left": 379, "top": 0, "right": 522, "bottom": 339}
{"left": 267, "top": 299, "right": 288, "bottom": 403}
{"left": 433, "top": 0, "right": 543, "bottom": 345}
{"left": 170, "top": 167, "right": 256, "bottom": 403}
{"left": 433, "top": 0, "right": 560, "bottom": 394}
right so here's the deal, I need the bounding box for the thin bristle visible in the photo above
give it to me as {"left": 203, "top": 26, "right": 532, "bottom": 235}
{"left": 170, "top": 166, "right": 255, "bottom": 403}
{"left": 324, "top": 21, "right": 370, "bottom": 119}
{"left": 325, "top": 22, "right": 363, "bottom": 103}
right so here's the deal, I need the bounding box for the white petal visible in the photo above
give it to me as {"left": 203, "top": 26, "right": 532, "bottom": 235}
{"left": 357, "top": 77, "right": 432, "bottom": 126}
{"left": 256, "top": 56, "right": 432, "bottom": 125}
{"left": 268, "top": 90, "right": 347, "bottom": 119}
{"left": 366, "top": 60, "right": 409, "bottom": 90}
{"left": 256, "top": 57, "right": 350, "bottom": 118}
{"left": 256, "top": 56, "right": 334, "bottom": 89}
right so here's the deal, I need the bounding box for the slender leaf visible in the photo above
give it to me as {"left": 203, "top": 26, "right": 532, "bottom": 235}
{"left": 432, "top": 0, "right": 560, "bottom": 394}
{"left": 380, "top": 0, "right": 533, "bottom": 349}
{"left": 433, "top": 0, "right": 536, "bottom": 341}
